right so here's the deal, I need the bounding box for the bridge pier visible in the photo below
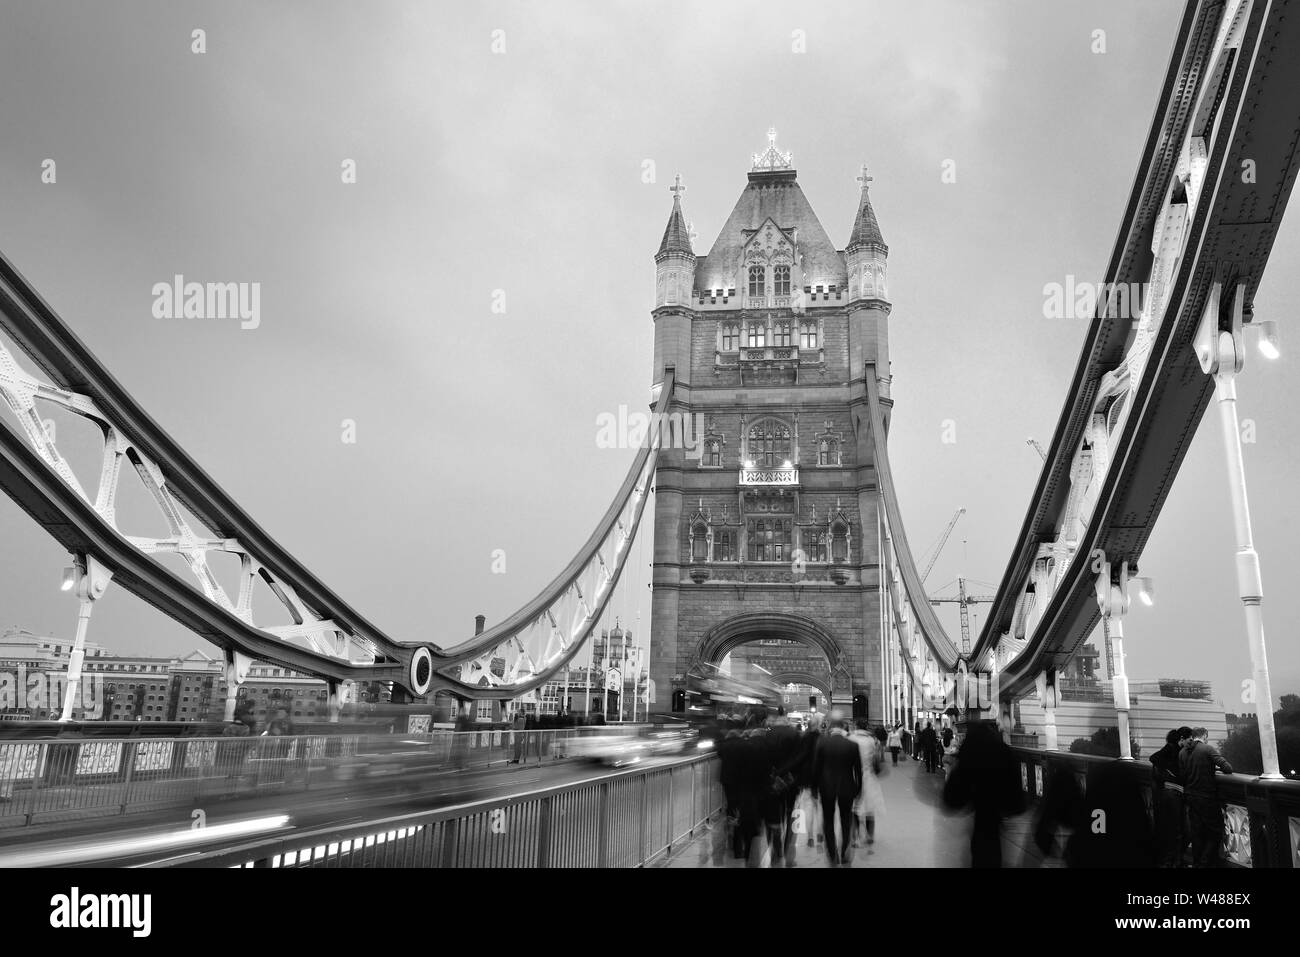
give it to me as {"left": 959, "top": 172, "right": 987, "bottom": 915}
{"left": 223, "top": 649, "right": 252, "bottom": 723}
{"left": 1095, "top": 560, "right": 1133, "bottom": 760}
{"left": 327, "top": 680, "right": 342, "bottom": 723}
{"left": 1036, "top": 667, "right": 1059, "bottom": 751}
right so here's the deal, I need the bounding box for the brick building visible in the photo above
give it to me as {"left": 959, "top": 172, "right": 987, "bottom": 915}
{"left": 648, "top": 133, "right": 894, "bottom": 722}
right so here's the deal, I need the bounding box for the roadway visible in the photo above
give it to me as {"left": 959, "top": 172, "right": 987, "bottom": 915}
{"left": 0, "top": 751, "right": 696, "bottom": 867}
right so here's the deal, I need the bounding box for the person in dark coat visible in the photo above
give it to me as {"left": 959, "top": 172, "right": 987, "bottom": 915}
{"left": 1068, "top": 760, "right": 1156, "bottom": 867}
{"left": 811, "top": 716, "right": 863, "bottom": 866}
{"left": 763, "top": 715, "right": 801, "bottom": 866}
{"left": 943, "top": 721, "right": 1024, "bottom": 868}
{"left": 1179, "top": 727, "right": 1232, "bottom": 867}
{"left": 1150, "top": 727, "right": 1191, "bottom": 866}
{"left": 717, "top": 730, "right": 746, "bottom": 859}
{"left": 779, "top": 718, "right": 822, "bottom": 852}
{"left": 920, "top": 722, "right": 939, "bottom": 772}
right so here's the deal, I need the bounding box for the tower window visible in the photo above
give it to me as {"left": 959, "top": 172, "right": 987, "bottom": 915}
{"left": 773, "top": 265, "right": 791, "bottom": 297}
{"left": 720, "top": 324, "right": 739, "bottom": 352}
{"left": 818, "top": 437, "right": 841, "bottom": 466}
{"left": 748, "top": 419, "right": 791, "bottom": 467}
{"left": 806, "top": 530, "right": 829, "bottom": 563}
{"left": 703, "top": 438, "right": 722, "bottom": 468}
{"left": 747, "top": 265, "right": 765, "bottom": 298}
{"left": 800, "top": 322, "right": 818, "bottom": 349}
{"left": 748, "top": 324, "right": 766, "bottom": 348}
{"left": 773, "top": 322, "right": 791, "bottom": 347}
{"left": 715, "top": 529, "right": 735, "bottom": 562}
{"left": 747, "top": 518, "right": 793, "bottom": 562}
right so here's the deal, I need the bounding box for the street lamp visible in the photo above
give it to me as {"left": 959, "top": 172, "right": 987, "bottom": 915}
{"left": 1194, "top": 282, "right": 1283, "bottom": 779}
{"left": 1136, "top": 577, "right": 1155, "bottom": 607}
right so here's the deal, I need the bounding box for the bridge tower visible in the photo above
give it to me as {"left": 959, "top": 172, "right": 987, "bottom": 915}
{"left": 648, "top": 132, "right": 894, "bottom": 722}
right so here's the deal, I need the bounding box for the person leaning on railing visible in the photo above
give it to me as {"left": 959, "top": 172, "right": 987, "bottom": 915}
{"left": 1149, "top": 727, "right": 1191, "bottom": 867}
{"left": 1178, "top": 727, "right": 1233, "bottom": 868}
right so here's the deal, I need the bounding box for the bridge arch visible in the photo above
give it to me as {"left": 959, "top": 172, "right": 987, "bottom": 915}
{"left": 696, "top": 612, "right": 848, "bottom": 688}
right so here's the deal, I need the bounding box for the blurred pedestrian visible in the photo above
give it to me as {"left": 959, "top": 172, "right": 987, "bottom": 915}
{"left": 849, "top": 719, "right": 884, "bottom": 850}
{"left": 920, "top": 721, "right": 938, "bottom": 773}
{"left": 942, "top": 721, "right": 1024, "bottom": 867}
{"left": 812, "top": 713, "right": 862, "bottom": 866}
{"left": 886, "top": 723, "right": 903, "bottom": 766}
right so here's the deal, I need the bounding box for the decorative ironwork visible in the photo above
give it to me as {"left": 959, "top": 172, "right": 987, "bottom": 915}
{"left": 739, "top": 468, "right": 798, "bottom": 486}
{"left": 1221, "top": 804, "right": 1252, "bottom": 867}
{"left": 751, "top": 127, "right": 793, "bottom": 172}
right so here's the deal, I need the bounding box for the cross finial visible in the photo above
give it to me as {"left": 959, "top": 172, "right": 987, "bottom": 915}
{"left": 768, "top": 127, "right": 778, "bottom": 147}
{"left": 857, "top": 163, "right": 873, "bottom": 190}
{"left": 670, "top": 173, "right": 686, "bottom": 200}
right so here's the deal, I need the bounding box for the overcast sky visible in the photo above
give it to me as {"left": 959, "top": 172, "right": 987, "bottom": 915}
{"left": 1, "top": 0, "right": 1297, "bottom": 712}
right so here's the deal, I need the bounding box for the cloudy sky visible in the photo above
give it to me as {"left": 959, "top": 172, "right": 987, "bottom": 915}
{"left": 1, "top": 0, "right": 1297, "bottom": 712}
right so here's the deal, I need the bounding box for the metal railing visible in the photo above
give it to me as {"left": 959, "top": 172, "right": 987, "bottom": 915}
{"left": 1010, "top": 746, "right": 1300, "bottom": 868}
{"left": 153, "top": 753, "right": 722, "bottom": 868}
{"left": 0, "top": 728, "right": 647, "bottom": 829}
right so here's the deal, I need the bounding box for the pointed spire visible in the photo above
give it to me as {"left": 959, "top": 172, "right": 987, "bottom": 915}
{"left": 657, "top": 173, "right": 694, "bottom": 256}
{"left": 848, "top": 163, "right": 886, "bottom": 249}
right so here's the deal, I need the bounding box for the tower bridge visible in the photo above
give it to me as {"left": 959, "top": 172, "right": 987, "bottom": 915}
{"left": 1, "top": 0, "right": 1299, "bottom": 869}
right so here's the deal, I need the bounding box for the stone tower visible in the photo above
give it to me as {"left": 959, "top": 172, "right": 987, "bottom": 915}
{"left": 648, "top": 132, "right": 895, "bottom": 722}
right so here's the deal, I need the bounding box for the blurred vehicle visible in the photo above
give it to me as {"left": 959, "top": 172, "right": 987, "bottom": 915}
{"left": 642, "top": 724, "right": 700, "bottom": 756}
{"left": 565, "top": 732, "right": 645, "bottom": 767}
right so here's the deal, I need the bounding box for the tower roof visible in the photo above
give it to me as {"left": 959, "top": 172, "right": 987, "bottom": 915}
{"left": 848, "top": 164, "right": 887, "bottom": 249}
{"left": 656, "top": 174, "right": 694, "bottom": 257}
{"left": 696, "top": 131, "right": 847, "bottom": 290}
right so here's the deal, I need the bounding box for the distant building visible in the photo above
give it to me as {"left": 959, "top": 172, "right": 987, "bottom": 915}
{"left": 0, "top": 628, "right": 389, "bottom": 728}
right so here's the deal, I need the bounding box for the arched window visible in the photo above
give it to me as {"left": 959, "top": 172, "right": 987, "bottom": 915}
{"left": 713, "top": 529, "right": 735, "bottom": 562}
{"left": 832, "top": 523, "right": 849, "bottom": 563}
{"left": 703, "top": 438, "right": 722, "bottom": 468}
{"left": 748, "top": 419, "right": 791, "bottom": 467}
{"left": 773, "top": 321, "right": 791, "bottom": 347}
{"left": 800, "top": 322, "right": 818, "bottom": 349}
{"left": 720, "top": 324, "right": 739, "bottom": 352}
{"left": 690, "top": 522, "right": 709, "bottom": 562}
{"left": 748, "top": 323, "right": 766, "bottom": 348}
{"left": 818, "top": 437, "right": 840, "bottom": 466}
{"left": 773, "top": 265, "right": 791, "bottom": 296}
{"left": 748, "top": 265, "right": 765, "bottom": 297}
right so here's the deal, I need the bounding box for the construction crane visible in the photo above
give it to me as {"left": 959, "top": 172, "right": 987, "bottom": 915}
{"left": 930, "top": 576, "right": 997, "bottom": 654}
{"left": 918, "top": 507, "right": 964, "bottom": 583}
{"left": 1026, "top": 437, "right": 1047, "bottom": 461}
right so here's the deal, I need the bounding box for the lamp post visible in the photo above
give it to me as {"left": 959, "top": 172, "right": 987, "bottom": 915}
{"left": 59, "top": 553, "right": 113, "bottom": 721}
{"left": 1194, "top": 283, "right": 1283, "bottom": 779}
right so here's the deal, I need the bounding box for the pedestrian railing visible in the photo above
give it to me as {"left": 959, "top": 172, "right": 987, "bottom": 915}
{"left": 1010, "top": 746, "right": 1300, "bottom": 868}
{"left": 150, "top": 752, "right": 722, "bottom": 868}
{"left": 0, "top": 727, "right": 651, "bottom": 829}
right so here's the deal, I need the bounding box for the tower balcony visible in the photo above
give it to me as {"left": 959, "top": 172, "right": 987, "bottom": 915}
{"left": 738, "top": 466, "right": 799, "bottom": 487}
{"left": 740, "top": 345, "right": 799, "bottom": 363}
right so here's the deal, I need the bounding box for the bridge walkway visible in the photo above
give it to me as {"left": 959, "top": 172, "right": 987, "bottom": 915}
{"left": 658, "top": 752, "right": 1060, "bottom": 869}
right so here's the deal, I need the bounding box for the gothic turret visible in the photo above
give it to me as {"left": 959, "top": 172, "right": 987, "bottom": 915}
{"left": 651, "top": 174, "right": 697, "bottom": 396}
{"left": 654, "top": 174, "right": 696, "bottom": 307}
{"left": 846, "top": 164, "right": 889, "bottom": 303}
{"left": 845, "top": 164, "right": 891, "bottom": 401}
